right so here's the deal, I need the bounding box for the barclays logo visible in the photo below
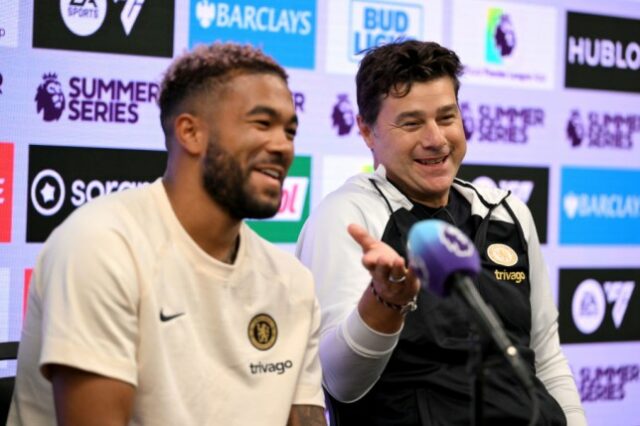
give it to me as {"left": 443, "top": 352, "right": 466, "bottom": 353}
{"left": 560, "top": 168, "right": 640, "bottom": 244}
{"left": 190, "top": 0, "right": 316, "bottom": 69}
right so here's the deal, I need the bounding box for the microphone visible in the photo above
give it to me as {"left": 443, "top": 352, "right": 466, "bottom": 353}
{"left": 407, "top": 219, "right": 535, "bottom": 393}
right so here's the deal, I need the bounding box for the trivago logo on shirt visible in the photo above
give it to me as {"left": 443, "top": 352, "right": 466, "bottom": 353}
{"left": 247, "top": 156, "right": 311, "bottom": 243}
{"left": 560, "top": 167, "right": 640, "bottom": 244}
{"left": 0, "top": 143, "right": 14, "bottom": 243}
{"left": 32, "top": 0, "right": 174, "bottom": 57}
{"left": 189, "top": 0, "right": 316, "bottom": 69}
{"left": 26, "top": 145, "right": 166, "bottom": 243}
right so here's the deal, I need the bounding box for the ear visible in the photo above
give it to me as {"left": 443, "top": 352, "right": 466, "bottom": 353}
{"left": 173, "top": 113, "right": 207, "bottom": 156}
{"left": 357, "top": 115, "right": 375, "bottom": 150}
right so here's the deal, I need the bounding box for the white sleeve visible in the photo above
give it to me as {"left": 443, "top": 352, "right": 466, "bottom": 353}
{"left": 525, "top": 206, "right": 587, "bottom": 426}
{"left": 37, "top": 216, "right": 139, "bottom": 387}
{"left": 292, "top": 277, "right": 326, "bottom": 409}
{"left": 296, "top": 195, "right": 400, "bottom": 402}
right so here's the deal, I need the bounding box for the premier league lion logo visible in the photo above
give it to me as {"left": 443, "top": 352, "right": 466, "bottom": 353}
{"left": 35, "top": 73, "right": 65, "bottom": 122}
{"left": 494, "top": 15, "right": 516, "bottom": 57}
{"left": 331, "top": 94, "right": 355, "bottom": 136}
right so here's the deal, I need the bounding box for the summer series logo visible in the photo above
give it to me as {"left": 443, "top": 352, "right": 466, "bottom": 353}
{"left": 34, "top": 72, "right": 159, "bottom": 124}
{"left": 33, "top": 0, "right": 174, "bottom": 57}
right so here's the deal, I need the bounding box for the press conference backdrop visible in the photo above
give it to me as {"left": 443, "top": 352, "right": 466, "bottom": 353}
{"left": 1, "top": 0, "right": 639, "bottom": 424}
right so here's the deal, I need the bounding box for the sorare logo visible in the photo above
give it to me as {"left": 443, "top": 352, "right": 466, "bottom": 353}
{"left": 566, "top": 109, "right": 639, "bottom": 150}
{"left": 559, "top": 268, "right": 640, "bottom": 344}
{"left": 560, "top": 167, "right": 640, "bottom": 244}
{"left": 0, "top": 143, "right": 14, "bottom": 243}
{"left": 190, "top": 0, "right": 316, "bottom": 69}
{"left": 565, "top": 12, "right": 640, "bottom": 93}
{"left": 33, "top": 0, "right": 174, "bottom": 57}
{"left": 34, "top": 72, "right": 159, "bottom": 124}
{"left": 26, "top": 145, "right": 167, "bottom": 242}
{"left": 246, "top": 156, "right": 311, "bottom": 243}
{"left": 457, "top": 164, "right": 549, "bottom": 243}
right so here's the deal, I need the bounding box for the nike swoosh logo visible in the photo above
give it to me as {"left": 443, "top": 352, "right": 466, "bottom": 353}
{"left": 160, "top": 310, "right": 185, "bottom": 322}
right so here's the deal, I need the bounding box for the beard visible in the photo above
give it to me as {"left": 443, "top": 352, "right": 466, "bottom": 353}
{"left": 202, "top": 136, "right": 283, "bottom": 220}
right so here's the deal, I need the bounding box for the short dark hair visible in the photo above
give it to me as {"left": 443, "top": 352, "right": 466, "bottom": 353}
{"left": 159, "top": 42, "right": 288, "bottom": 138}
{"left": 356, "top": 40, "right": 464, "bottom": 126}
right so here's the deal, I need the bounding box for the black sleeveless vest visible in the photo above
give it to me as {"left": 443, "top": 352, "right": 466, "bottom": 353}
{"left": 326, "top": 181, "right": 566, "bottom": 426}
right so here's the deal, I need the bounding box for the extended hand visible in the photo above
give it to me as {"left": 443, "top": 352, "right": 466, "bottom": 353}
{"left": 348, "top": 223, "right": 420, "bottom": 307}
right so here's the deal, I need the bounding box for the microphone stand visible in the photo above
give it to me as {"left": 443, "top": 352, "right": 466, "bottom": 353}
{"left": 452, "top": 273, "right": 539, "bottom": 426}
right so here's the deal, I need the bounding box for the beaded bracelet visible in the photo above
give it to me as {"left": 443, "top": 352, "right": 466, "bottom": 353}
{"left": 369, "top": 282, "right": 418, "bottom": 315}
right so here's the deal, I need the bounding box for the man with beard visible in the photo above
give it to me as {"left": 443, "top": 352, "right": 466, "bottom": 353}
{"left": 9, "top": 43, "right": 326, "bottom": 426}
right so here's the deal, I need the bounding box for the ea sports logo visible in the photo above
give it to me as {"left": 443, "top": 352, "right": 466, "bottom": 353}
{"left": 572, "top": 279, "right": 606, "bottom": 334}
{"left": 30, "top": 169, "right": 66, "bottom": 216}
{"left": 60, "top": 0, "right": 107, "bottom": 37}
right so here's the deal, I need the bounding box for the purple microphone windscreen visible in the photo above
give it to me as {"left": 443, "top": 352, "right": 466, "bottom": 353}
{"left": 407, "top": 219, "right": 481, "bottom": 297}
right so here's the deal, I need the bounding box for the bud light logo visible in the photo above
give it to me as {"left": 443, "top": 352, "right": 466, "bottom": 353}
{"left": 459, "top": 101, "right": 544, "bottom": 144}
{"left": 350, "top": 0, "right": 422, "bottom": 61}
{"left": 189, "top": 0, "right": 316, "bottom": 69}
{"left": 566, "top": 109, "right": 639, "bottom": 150}
{"left": 325, "top": 0, "right": 442, "bottom": 75}
{"left": 247, "top": 156, "right": 311, "bottom": 243}
{"left": 560, "top": 167, "right": 640, "bottom": 244}
{"left": 331, "top": 94, "right": 355, "bottom": 136}
{"left": 486, "top": 8, "right": 516, "bottom": 64}
{"left": 34, "top": 73, "right": 159, "bottom": 124}
{"left": 565, "top": 12, "right": 640, "bottom": 93}
{"left": 35, "top": 73, "right": 66, "bottom": 122}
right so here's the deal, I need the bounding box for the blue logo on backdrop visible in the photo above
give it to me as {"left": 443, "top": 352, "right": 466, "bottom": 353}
{"left": 349, "top": 0, "right": 422, "bottom": 62}
{"left": 189, "top": 0, "right": 316, "bottom": 69}
{"left": 560, "top": 167, "right": 640, "bottom": 244}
